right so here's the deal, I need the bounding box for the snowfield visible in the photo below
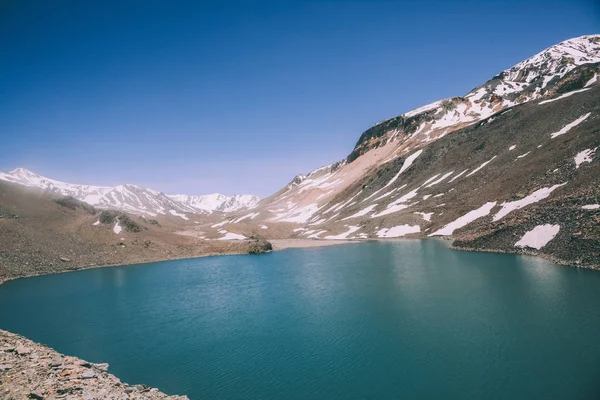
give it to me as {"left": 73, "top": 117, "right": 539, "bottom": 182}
{"left": 377, "top": 225, "right": 421, "bottom": 238}
{"left": 550, "top": 113, "right": 591, "bottom": 138}
{"left": 515, "top": 224, "right": 560, "bottom": 249}
{"left": 493, "top": 184, "right": 566, "bottom": 221}
{"left": 430, "top": 202, "right": 497, "bottom": 236}
{"left": 574, "top": 148, "right": 596, "bottom": 168}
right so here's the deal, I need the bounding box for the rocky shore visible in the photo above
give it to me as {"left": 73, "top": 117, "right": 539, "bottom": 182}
{"left": 0, "top": 330, "right": 188, "bottom": 400}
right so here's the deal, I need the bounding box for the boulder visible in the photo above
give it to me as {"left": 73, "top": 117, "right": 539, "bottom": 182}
{"left": 81, "top": 369, "right": 96, "bottom": 379}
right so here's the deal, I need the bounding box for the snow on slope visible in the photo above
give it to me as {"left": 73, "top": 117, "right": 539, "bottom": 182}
{"left": 170, "top": 193, "right": 260, "bottom": 213}
{"left": 257, "top": 35, "right": 600, "bottom": 227}
{"left": 515, "top": 224, "right": 560, "bottom": 249}
{"left": 0, "top": 168, "right": 260, "bottom": 217}
{"left": 502, "top": 35, "right": 600, "bottom": 85}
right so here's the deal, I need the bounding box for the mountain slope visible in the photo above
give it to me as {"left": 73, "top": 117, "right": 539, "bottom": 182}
{"left": 0, "top": 168, "right": 260, "bottom": 218}
{"left": 251, "top": 35, "right": 600, "bottom": 225}
{"left": 0, "top": 180, "right": 262, "bottom": 283}
{"left": 214, "top": 34, "right": 599, "bottom": 267}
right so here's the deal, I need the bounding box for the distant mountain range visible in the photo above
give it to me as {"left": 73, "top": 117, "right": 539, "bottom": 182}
{"left": 0, "top": 168, "right": 261, "bottom": 217}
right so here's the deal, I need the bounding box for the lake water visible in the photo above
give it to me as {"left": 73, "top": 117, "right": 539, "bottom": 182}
{"left": 1, "top": 240, "right": 599, "bottom": 399}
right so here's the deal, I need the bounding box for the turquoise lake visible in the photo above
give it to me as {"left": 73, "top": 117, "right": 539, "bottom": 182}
{"left": 1, "top": 240, "right": 600, "bottom": 399}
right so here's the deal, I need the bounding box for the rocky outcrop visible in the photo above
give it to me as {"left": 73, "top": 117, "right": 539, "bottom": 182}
{"left": 0, "top": 329, "right": 188, "bottom": 399}
{"left": 247, "top": 237, "right": 273, "bottom": 254}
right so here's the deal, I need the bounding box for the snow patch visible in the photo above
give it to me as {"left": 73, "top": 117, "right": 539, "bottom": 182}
{"left": 371, "top": 189, "right": 419, "bottom": 218}
{"left": 493, "top": 183, "right": 566, "bottom": 221}
{"left": 307, "top": 230, "right": 327, "bottom": 239}
{"left": 448, "top": 169, "right": 469, "bottom": 183}
{"left": 169, "top": 210, "right": 189, "bottom": 220}
{"left": 217, "top": 231, "right": 247, "bottom": 240}
{"left": 425, "top": 171, "right": 455, "bottom": 188}
{"left": 377, "top": 224, "right": 421, "bottom": 238}
{"left": 585, "top": 74, "right": 597, "bottom": 87}
{"left": 113, "top": 221, "right": 122, "bottom": 234}
{"left": 574, "top": 148, "right": 596, "bottom": 168}
{"left": 342, "top": 204, "right": 378, "bottom": 220}
{"left": 550, "top": 113, "right": 591, "bottom": 138}
{"left": 233, "top": 212, "right": 260, "bottom": 223}
{"left": 384, "top": 150, "right": 423, "bottom": 188}
{"left": 324, "top": 226, "right": 361, "bottom": 240}
{"left": 538, "top": 88, "right": 591, "bottom": 105}
{"left": 430, "top": 202, "right": 497, "bottom": 236}
{"left": 466, "top": 156, "right": 497, "bottom": 177}
{"left": 582, "top": 204, "right": 600, "bottom": 210}
{"left": 211, "top": 220, "right": 228, "bottom": 228}
{"left": 414, "top": 212, "right": 433, "bottom": 221}
{"left": 515, "top": 224, "right": 560, "bottom": 249}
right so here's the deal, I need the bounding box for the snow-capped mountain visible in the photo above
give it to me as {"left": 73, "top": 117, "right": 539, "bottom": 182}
{"left": 255, "top": 35, "right": 600, "bottom": 226}
{"left": 169, "top": 193, "right": 261, "bottom": 213}
{"left": 0, "top": 168, "right": 260, "bottom": 218}
{"left": 229, "top": 34, "right": 599, "bottom": 267}
{"left": 348, "top": 34, "right": 600, "bottom": 161}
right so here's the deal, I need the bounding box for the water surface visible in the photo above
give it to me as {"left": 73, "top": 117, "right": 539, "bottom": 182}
{"left": 1, "top": 240, "right": 599, "bottom": 399}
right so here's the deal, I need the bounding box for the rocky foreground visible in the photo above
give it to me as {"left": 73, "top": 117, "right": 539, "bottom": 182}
{"left": 0, "top": 330, "right": 188, "bottom": 400}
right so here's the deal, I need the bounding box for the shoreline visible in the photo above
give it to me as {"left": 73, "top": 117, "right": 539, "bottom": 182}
{"left": 0, "top": 329, "right": 188, "bottom": 399}
{"left": 0, "top": 238, "right": 355, "bottom": 287}
{"left": 0, "top": 237, "right": 595, "bottom": 288}
{"left": 449, "top": 244, "right": 599, "bottom": 271}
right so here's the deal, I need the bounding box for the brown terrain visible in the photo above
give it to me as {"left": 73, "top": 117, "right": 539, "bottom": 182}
{"left": 0, "top": 330, "right": 188, "bottom": 399}
{"left": 0, "top": 180, "right": 271, "bottom": 285}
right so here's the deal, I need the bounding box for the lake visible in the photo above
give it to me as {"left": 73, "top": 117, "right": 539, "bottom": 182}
{"left": 1, "top": 240, "right": 599, "bottom": 399}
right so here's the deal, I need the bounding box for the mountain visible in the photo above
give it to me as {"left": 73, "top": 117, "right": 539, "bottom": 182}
{"left": 0, "top": 179, "right": 258, "bottom": 284}
{"left": 251, "top": 35, "right": 600, "bottom": 222}
{"left": 169, "top": 193, "right": 261, "bottom": 213}
{"left": 1, "top": 35, "right": 598, "bottom": 269}
{"left": 210, "top": 34, "right": 599, "bottom": 267}
{"left": 0, "top": 168, "right": 260, "bottom": 218}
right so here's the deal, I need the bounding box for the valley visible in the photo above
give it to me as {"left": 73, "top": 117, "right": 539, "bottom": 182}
{"left": 2, "top": 35, "right": 598, "bottom": 281}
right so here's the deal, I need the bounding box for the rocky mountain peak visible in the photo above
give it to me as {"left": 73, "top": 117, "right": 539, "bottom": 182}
{"left": 500, "top": 34, "right": 600, "bottom": 83}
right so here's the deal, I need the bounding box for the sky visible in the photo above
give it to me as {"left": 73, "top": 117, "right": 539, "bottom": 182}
{"left": 1, "top": 0, "right": 599, "bottom": 196}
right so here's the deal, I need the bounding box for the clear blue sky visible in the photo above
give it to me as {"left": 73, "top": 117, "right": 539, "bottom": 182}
{"left": 1, "top": 0, "right": 598, "bottom": 196}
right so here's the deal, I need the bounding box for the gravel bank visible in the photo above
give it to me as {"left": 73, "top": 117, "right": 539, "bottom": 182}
{"left": 0, "top": 330, "right": 188, "bottom": 400}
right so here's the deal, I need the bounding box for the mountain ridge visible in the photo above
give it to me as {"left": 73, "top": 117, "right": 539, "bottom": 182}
{"left": 0, "top": 168, "right": 261, "bottom": 217}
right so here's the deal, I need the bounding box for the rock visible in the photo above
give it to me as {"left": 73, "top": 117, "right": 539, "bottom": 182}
{"left": 14, "top": 343, "right": 32, "bottom": 355}
{"left": 59, "top": 257, "right": 71, "bottom": 262}
{"left": 81, "top": 369, "right": 96, "bottom": 379}
{"left": 49, "top": 357, "right": 62, "bottom": 367}
{"left": 247, "top": 239, "right": 273, "bottom": 254}
{"left": 0, "top": 329, "right": 189, "bottom": 399}
{"left": 92, "top": 362, "right": 109, "bottom": 372}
